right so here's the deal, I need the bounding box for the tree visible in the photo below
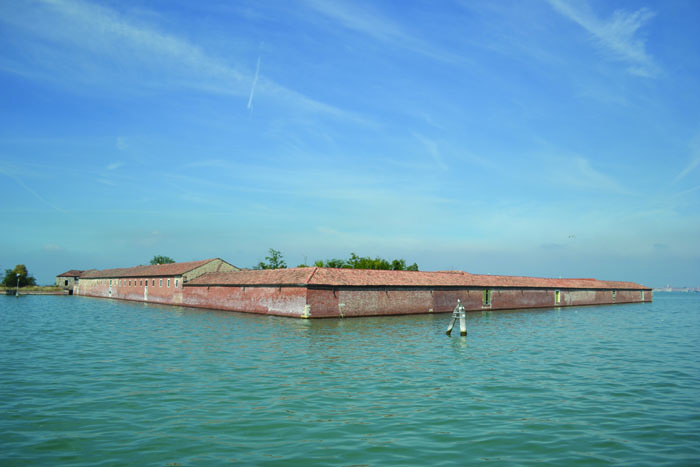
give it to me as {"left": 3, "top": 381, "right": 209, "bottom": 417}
{"left": 2, "top": 264, "right": 37, "bottom": 288}
{"left": 150, "top": 255, "right": 175, "bottom": 265}
{"left": 311, "top": 253, "right": 419, "bottom": 271}
{"left": 255, "top": 248, "right": 287, "bottom": 270}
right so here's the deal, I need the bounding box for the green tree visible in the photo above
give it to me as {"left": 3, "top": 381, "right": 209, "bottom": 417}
{"left": 150, "top": 255, "right": 175, "bottom": 265}
{"left": 2, "top": 264, "right": 37, "bottom": 288}
{"left": 255, "top": 248, "right": 287, "bottom": 270}
{"left": 311, "top": 253, "right": 419, "bottom": 271}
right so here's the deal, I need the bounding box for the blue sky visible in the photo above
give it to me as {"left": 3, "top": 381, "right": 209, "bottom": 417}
{"left": 1, "top": 0, "right": 698, "bottom": 288}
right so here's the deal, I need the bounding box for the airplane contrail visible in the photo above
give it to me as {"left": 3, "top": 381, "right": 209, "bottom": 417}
{"left": 247, "top": 56, "right": 261, "bottom": 110}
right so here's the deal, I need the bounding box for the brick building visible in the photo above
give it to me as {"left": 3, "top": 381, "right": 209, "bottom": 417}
{"left": 76, "top": 258, "right": 238, "bottom": 305}
{"left": 56, "top": 270, "right": 84, "bottom": 294}
{"left": 183, "top": 268, "right": 652, "bottom": 318}
{"left": 73, "top": 260, "right": 651, "bottom": 318}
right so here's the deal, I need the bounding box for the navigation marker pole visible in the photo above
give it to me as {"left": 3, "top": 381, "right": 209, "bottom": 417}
{"left": 446, "top": 299, "right": 467, "bottom": 336}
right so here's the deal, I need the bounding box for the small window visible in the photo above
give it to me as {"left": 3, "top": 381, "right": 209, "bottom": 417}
{"left": 641, "top": 290, "right": 645, "bottom": 301}
{"left": 482, "top": 289, "right": 492, "bottom": 306}
{"left": 175, "top": 279, "right": 179, "bottom": 288}
{"left": 555, "top": 290, "right": 561, "bottom": 304}
{"left": 160, "top": 279, "right": 163, "bottom": 287}
{"left": 167, "top": 278, "right": 171, "bottom": 288}
{"left": 612, "top": 290, "right": 617, "bottom": 301}
{"left": 152, "top": 279, "right": 155, "bottom": 286}
{"left": 64, "top": 280, "right": 68, "bottom": 286}
{"left": 129, "top": 280, "right": 131, "bottom": 286}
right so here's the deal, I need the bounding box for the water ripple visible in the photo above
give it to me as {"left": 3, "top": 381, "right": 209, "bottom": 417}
{"left": 1, "top": 294, "right": 699, "bottom": 465}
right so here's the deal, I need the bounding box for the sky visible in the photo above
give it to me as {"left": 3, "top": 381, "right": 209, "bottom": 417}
{"left": 0, "top": 0, "right": 698, "bottom": 288}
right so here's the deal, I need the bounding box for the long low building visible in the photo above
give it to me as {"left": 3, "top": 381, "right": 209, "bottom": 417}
{"left": 73, "top": 259, "right": 652, "bottom": 318}
{"left": 76, "top": 258, "right": 238, "bottom": 305}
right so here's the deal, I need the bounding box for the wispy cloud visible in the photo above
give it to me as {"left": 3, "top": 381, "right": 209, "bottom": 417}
{"left": 0, "top": 168, "right": 67, "bottom": 213}
{"left": 302, "top": 0, "right": 460, "bottom": 62}
{"left": 675, "top": 157, "right": 700, "bottom": 184}
{"left": 673, "top": 131, "right": 700, "bottom": 184}
{"left": 107, "top": 162, "right": 123, "bottom": 171}
{"left": 549, "top": 155, "right": 629, "bottom": 194}
{"left": 116, "top": 137, "right": 128, "bottom": 151}
{"left": 674, "top": 134, "right": 700, "bottom": 183}
{"left": 413, "top": 133, "right": 447, "bottom": 170}
{"left": 303, "top": 0, "right": 405, "bottom": 43}
{"left": 0, "top": 0, "right": 355, "bottom": 119}
{"left": 548, "top": 0, "right": 659, "bottom": 77}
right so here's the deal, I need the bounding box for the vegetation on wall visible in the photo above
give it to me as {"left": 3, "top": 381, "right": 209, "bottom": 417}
{"left": 1, "top": 264, "right": 37, "bottom": 288}
{"left": 150, "top": 255, "right": 175, "bottom": 265}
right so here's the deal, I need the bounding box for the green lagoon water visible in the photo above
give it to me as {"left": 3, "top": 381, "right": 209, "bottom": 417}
{"left": 1, "top": 293, "right": 699, "bottom": 466}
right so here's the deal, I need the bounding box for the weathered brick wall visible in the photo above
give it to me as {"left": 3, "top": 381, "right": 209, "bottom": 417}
{"left": 77, "top": 276, "right": 183, "bottom": 304}
{"left": 78, "top": 279, "right": 651, "bottom": 318}
{"left": 306, "top": 288, "right": 338, "bottom": 317}
{"left": 487, "top": 289, "right": 555, "bottom": 310}
{"left": 307, "top": 286, "right": 650, "bottom": 317}
{"left": 56, "top": 276, "right": 78, "bottom": 289}
{"left": 183, "top": 285, "right": 307, "bottom": 317}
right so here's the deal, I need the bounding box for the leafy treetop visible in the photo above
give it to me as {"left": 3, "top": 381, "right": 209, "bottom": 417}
{"left": 2, "top": 264, "right": 37, "bottom": 287}
{"left": 255, "top": 249, "right": 287, "bottom": 270}
{"left": 150, "top": 255, "right": 175, "bottom": 265}
{"left": 301, "top": 253, "right": 419, "bottom": 271}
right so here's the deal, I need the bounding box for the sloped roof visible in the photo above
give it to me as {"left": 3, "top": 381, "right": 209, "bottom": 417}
{"left": 80, "top": 259, "right": 223, "bottom": 279}
{"left": 186, "top": 267, "right": 650, "bottom": 290}
{"left": 57, "top": 269, "right": 84, "bottom": 277}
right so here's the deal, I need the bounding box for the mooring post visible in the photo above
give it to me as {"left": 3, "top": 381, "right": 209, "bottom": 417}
{"left": 446, "top": 299, "right": 467, "bottom": 336}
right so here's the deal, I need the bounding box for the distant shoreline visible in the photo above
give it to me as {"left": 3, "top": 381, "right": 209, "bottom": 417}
{"left": 652, "top": 289, "right": 700, "bottom": 293}
{"left": 1, "top": 287, "right": 65, "bottom": 296}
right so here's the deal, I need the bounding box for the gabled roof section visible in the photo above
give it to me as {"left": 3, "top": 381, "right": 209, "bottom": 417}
{"left": 57, "top": 269, "right": 84, "bottom": 277}
{"left": 186, "top": 267, "right": 650, "bottom": 290}
{"left": 80, "top": 259, "right": 227, "bottom": 279}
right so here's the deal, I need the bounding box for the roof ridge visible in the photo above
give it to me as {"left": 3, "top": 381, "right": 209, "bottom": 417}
{"left": 306, "top": 267, "right": 319, "bottom": 284}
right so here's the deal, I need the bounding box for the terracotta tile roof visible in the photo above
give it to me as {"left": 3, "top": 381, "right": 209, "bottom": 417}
{"left": 187, "top": 268, "right": 318, "bottom": 286}
{"left": 57, "top": 269, "right": 85, "bottom": 277}
{"left": 80, "top": 259, "right": 222, "bottom": 279}
{"left": 186, "top": 267, "right": 650, "bottom": 290}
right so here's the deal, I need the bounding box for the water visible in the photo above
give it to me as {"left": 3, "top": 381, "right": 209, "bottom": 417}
{"left": 1, "top": 294, "right": 698, "bottom": 466}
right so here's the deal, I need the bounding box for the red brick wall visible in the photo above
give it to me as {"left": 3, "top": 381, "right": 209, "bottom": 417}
{"left": 77, "top": 276, "right": 183, "bottom": 305}
{"left": 79, "top": 279, "right": 651, "bottom": 318}
{"left": 183, "top": 285, "right": 307, "bottom": 317}
{"left": 307, "top": 286, "right": 651, "bottom": 317}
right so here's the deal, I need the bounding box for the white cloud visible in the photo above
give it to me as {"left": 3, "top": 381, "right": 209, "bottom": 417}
{"left": 550, "top": 155, "right": 629, "bottom": 194}
{"left": 302, "top": 0, "right": 460, "bottom": 62}
{"left": 675, "top": 157, "right": 700, "bottom": 184}
{"left": 0, "top": 0, "right": 356, "bottom": 119}
{"left": 548, "top": 0, "right": 659, "bottom": 77}
{"left": 674, "top": 134, "right": 700, "bottom": 184}
{"left": 116, "top": 137, "right": 128, "bottom": 151}
{"left": 413, "top": 133, "right": 448, "bottom": 170}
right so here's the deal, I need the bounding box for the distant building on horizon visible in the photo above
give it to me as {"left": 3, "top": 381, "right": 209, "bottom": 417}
{"left": 55, "top": 270, "right": 84, "bottom": 294}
